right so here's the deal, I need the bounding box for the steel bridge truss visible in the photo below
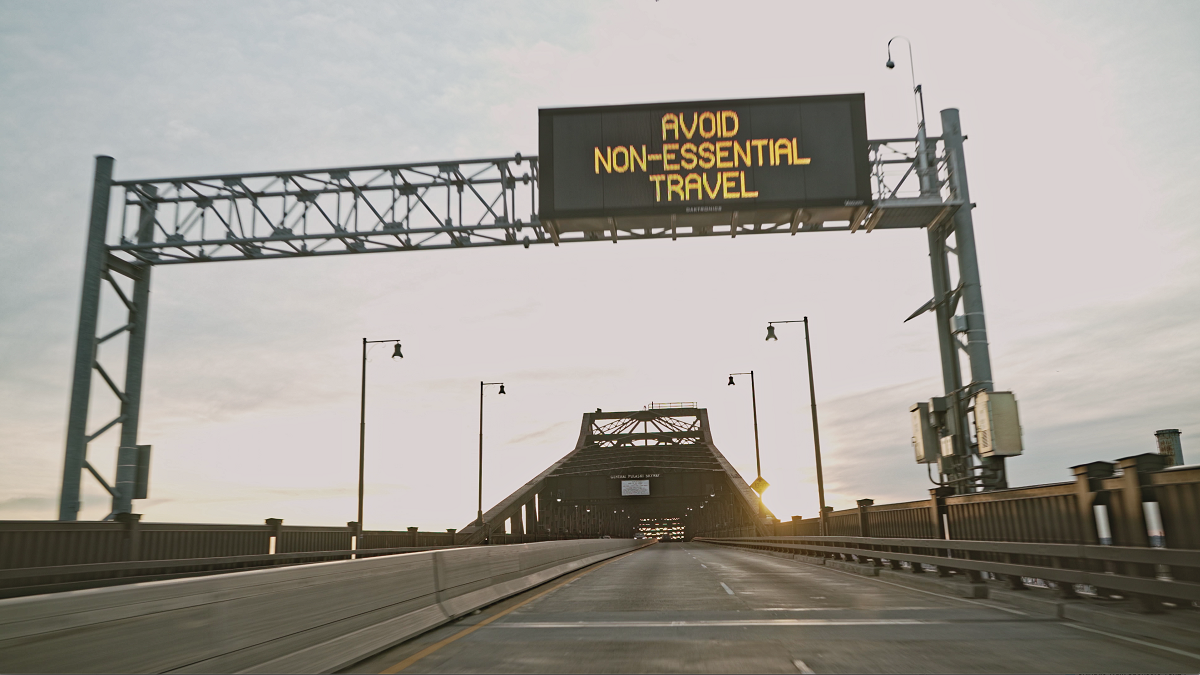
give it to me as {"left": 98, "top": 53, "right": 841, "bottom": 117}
{"left": 60, "top": 108, "right": 998, "bottom": 520}
{"left": 588, "top": 412, "right": 703, "bottom": 449}
{"left": 458, "top": 408, "right": 771, "bottom": 544}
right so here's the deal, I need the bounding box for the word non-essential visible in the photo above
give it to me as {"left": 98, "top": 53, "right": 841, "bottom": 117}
{"left": 591, "top": 110, "right": 811, "bottom": 202}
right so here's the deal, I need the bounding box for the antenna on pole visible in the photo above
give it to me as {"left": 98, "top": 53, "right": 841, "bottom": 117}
{"left": 886, "top": 36, "right": 924, "bottom": 132}
{"left": 887, "top": 36, "right": 936, "bottom": 196}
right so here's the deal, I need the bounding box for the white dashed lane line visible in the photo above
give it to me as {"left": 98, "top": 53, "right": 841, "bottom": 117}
{"left": 720, "top": 582, "right": 735, "bottom": 595}
{"left": 498, "top": 619, "right": 943, "bottom": 628}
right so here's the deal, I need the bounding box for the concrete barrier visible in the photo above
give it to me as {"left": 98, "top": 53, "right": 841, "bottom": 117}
{"left": 0, "top": 538, "right": 651, "bottom": 673}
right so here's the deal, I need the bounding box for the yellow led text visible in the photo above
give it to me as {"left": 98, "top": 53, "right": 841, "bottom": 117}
{"left": 591, "top": 110, "right": 811, "bottom": 202}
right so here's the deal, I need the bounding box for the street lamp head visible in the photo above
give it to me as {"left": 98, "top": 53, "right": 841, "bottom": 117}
{"left": 391, "top": 343, "right": 403, "bottom": 359}
{"left": 886, "top": 59, "right": 895, "bottom": 69}
{"left": 728, "top": 375, "right": 736, "bottom": 386}
{"left": 498, "top": 384, "right": 506, "bottom": 395}
{"left": 765, "top": 325, "right": 778, "bottom": 341}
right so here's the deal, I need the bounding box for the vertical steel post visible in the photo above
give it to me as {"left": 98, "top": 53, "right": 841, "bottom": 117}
{"left": 941, "top": 108, "right": 1004, "bottom": 489}
{"left": 926, "top": 223, "right": 974, "bottom": 492}
{"left": 940, "top": 109, "right": 994, "bottom": 394}
{"left": 802, "top": 318, "right": 827, "bottom": 535}
{"left": 60, "top": 156, "right": 114, "bottom": 521}
{"left": 477, "top": 382, "right": 485, "bottom": 527}
{"left": 358, "top": 338, "right": 367, "bottom": 548}
{"left": 113, "top": 188, "right": 157, "bottom": 515}
{"left": 749, "top": 370, "right": 761, "bottom": 478}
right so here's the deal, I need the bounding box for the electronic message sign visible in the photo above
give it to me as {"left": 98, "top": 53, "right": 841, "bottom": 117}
{"left": 539, "top": 94, "right": 870, "bottom": 228}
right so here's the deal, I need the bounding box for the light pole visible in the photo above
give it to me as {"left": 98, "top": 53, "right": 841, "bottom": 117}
{"left": 478, "top": 381, "right": 506, "bottom": 529}
{"left": 727, "top": 371, "right": 764, "bottom": 481}
{"left": 358, "top": 338, "right": 403, "bottom": 550}
{"left": 766, "top": 318, "right": 826, "bottom": 534}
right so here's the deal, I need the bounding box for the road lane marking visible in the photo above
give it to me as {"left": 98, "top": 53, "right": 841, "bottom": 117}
{"left": 378, "top": 548, "right": 645, "bottom": 674}
{"left": 496, "top": 619, "right": 941, "bottom": 627}
{"left": 757, "top": 606, "right": 937, "bottom": 611}
{"left": 720, "top": 582, "right": 735, "bottom": 595}
{"left": 1061, "top": 623, "right": 1200, "bottom": 661}
{"left": 792, "top": 658, "right": 815, "bottom": 674}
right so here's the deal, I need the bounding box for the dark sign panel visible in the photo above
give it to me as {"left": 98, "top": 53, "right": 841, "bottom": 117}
{"left": 539, "top": 94, "right": 870, "bottom": 221}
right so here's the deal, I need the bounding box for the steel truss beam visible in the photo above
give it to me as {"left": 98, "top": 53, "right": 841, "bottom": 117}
{"left": 60, "top": 116, "right": 995, "bottom": 520}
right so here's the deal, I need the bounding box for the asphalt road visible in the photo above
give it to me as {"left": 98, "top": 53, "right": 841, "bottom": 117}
{"left": 345, "top": 542, "right": 1200, "bottom": 674}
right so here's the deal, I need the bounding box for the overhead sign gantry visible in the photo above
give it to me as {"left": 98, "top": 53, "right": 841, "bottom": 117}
{"left": 57, "top": 92, "right": 1008, "bottom": 522}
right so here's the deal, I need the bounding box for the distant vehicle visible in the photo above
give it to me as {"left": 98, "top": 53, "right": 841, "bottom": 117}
{"left": 601, "top": 535, "right": 611, "bottom": 539}
{"left": 634, "top": 533, "right": 645, "bottom": 539}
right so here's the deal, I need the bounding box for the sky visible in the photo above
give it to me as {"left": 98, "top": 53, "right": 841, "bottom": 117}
{"left": 1, "top": 0, "right": 1197, "bottom": 531}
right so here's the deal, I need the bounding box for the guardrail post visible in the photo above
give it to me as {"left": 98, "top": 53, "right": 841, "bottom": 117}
{"left": 1072, "top": 461, "right": 1115, "bottom": 545}
{"left": 1114, "top": 454, "right": 1169, "bottom": 613}
{"left": 910, "top": 542, "right": 927, "bottom": 573}
{"left": 856, "top": 499, "right": 882, "bottom": 567}
{"left": 929, "top": 487, "right": 953, "bottom": 576}
{"left": 1113, "top": 454, "right": 1167, "bottom": 547}
{"left": 265, "top": 518, "right": 283, "bottom": 556}
{"left": 856, "top": 499, "right": 873, "bottom": 537}
{"left": 1071, "top": 460, "right": 1118, "bottom": 595}
{"left": 929, "top": 487, "right": 952, "bottom": 538}
{"left": 346, "top": 521, "right": 358, "bottom": 557}
{"left": 115, "top": 512, "right": 141, "bottom": 561}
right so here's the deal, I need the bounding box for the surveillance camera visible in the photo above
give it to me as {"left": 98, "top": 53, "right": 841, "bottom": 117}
{"left": 886, "top": 60, "right": 895, "bottom": 69}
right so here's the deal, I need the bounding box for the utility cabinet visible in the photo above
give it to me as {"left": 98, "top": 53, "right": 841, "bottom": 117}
{"left": 974, "top": 391, "right": 1023, "bottom": 457}
{"left": 910, "top": 403, "right": 939, "bottom": 463}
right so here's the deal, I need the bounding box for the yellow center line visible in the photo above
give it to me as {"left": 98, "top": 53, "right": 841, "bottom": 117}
{"left": 379, "top": 546, "right": 647, "bottom": 674}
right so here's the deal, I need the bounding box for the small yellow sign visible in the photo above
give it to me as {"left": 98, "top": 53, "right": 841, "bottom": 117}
{"left": 750, "top": 477, "right": 770, "bottom": 495}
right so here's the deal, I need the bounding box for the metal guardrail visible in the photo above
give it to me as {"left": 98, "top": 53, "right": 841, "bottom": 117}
{"left": 0, "top": 544, "right": 471, "bottom": 598}
{"left": 765, "top": 455, "right": 1200, "bottom": 590}
{"left": 696, "top": 535, "right": 1200, "bottom": 604}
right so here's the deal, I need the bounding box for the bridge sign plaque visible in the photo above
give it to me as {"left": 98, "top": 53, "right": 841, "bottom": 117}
{"left": 621, "top": 479, "right": 651, "bottom": 496}
{"left": 539, "top": 94, "right": 870, "bottom": 230}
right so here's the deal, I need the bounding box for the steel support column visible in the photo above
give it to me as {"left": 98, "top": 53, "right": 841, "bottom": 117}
{"left": 941, "top": 108, "right": 1005, "bottom": 489}
{"left": 941, "top": 109, "right": 993, "bottom": 393}
{"left": 113, "top": 189, "right": 157, "bottom": 515}
{"left": 926, "top": 225, "right": 971, "bottom": 491}
{"left": 524, "top": 500, "right": 537, "bottom": 538}
{"left": 59, "top": 156, "right": 114, "bottom": 521}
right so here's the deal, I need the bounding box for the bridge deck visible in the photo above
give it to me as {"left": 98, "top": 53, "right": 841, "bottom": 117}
{"left": 345, "top": 542, "right": 1196, "bottom": 674}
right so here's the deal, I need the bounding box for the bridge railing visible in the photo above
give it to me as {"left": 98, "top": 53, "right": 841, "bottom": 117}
{"left": 0, "top": 519, "right": 478, "bottom": 595}
{"left": 0, "top": 544, "right": 469, "bottom": 599}
{"left": 770, "top": 454, "right": 1198, "bottom": 566}
{"left": 695, "top": 534, "right": 1200, "bottom": 609}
